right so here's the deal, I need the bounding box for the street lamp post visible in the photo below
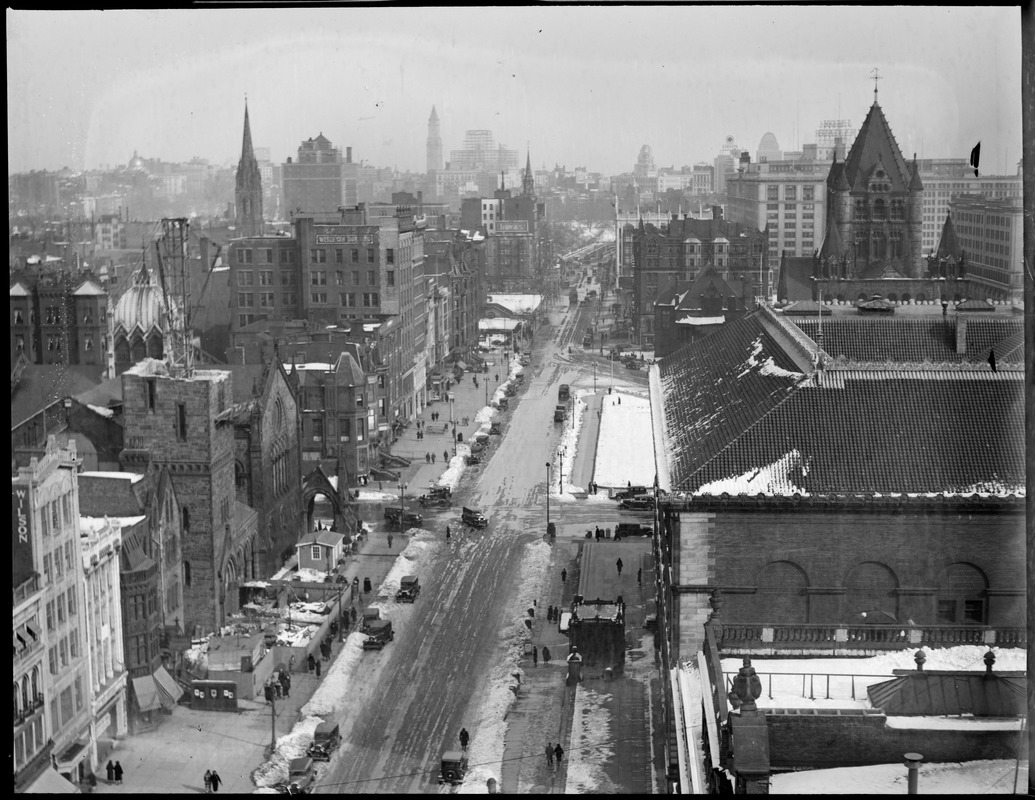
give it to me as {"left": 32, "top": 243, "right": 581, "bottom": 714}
{"left": 399, "top": 480, "right": 406, "bottom": 515}
{"left": 449, "top": 394, "right": 456, "bottom": 456}
{"left": 545, "top": 462, "right": 551, "bottom": 528}
{"left": 559, "top": 448, "right": 565, "bottom": 493}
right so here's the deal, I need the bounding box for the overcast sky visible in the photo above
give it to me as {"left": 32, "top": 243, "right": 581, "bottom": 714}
{"left": 7, "top": 6, "right": 1024, "bottom": 177}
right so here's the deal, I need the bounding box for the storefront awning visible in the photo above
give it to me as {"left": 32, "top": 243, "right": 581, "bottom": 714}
{"left": 132, "top": 674, "right": 162, "bottom": 712}
{"left": 154, "top": 665, "right": 184, "bottom": 708}
{"left": 54, "top": 738, "right": 89, "bottom": 770}
{"left": 25, "top": 767, "right": 80, "bottom": 794}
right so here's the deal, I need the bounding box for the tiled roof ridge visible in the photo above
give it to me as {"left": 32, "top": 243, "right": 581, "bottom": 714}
{"left": 826, "top": 364, "right": 1022, "bottom": 377}
{"left": 758, "top": 305, "right": 823, "bottom": 369}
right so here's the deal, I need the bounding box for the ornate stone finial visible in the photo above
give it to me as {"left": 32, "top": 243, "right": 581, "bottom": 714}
{"left": 871, "top": 67, "right": 882, "bottom": 102}
{"left": 731, "top": 656, "right": 763, "bottom": 713}
{"left": 983, "top": 649, "right": 996, "bottom": 674}
{"left": 914, "top": 649, "right": 926, "bottom": 671}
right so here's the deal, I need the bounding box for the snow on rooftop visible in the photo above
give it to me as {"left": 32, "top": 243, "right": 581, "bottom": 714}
{"left": 79, "top": 470, "right": 144, "bottom": 483}
{"left": 695, "top": 449, "right": 810, "bottom": 497}
{"left": 485, "top": 294, "right": 543, "bottom": 315}
{"left": 676, "top": 315, "right": 725, "bottom": 326}
{"left": 293, "top": 362, "right": 333, "bottom": 371}
{"left": 770, "top": 759, "right": 1026, "bottom": 795}
{"left": 592, "top": 393, "right": 656, "bottom": 489}
{"left": 86, "top": 404, "right": 114, "bottom": 419}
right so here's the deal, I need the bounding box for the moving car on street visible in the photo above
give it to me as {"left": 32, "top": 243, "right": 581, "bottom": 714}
{"left": 306, "top": 721, "right": 341, "bottom": 762}
{"left": 439, "top": 751, "right": 468, "bottom": 785}
{"left": 615, "top": 522, "right": 653, "bottom": 538}
{"left": 384, "top": 507, "right": 424, "bottom": 527}
{"left": 461, "top": 506, "right": 488, "bottom": 528}
{"left": 619, "top": 495, "right": 656, "bottom": 511}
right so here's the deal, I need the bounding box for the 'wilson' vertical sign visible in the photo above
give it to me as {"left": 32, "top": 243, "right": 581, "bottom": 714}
{"left": 12, "top": 486, "right": 34, "bottom": 588}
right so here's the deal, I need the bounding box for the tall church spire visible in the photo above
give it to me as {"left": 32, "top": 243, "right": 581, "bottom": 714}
{"left": 426, "top": 105, "right": 443, "bottom": 173}
{"left": 235, "top": 100, "right": 263, "bottom": 237}
{"left": 522, "top": 147, "right": 534, "bottom": 196}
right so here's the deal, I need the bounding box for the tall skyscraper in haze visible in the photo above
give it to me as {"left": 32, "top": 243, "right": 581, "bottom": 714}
{"left": 235, "top": 102, "right": 264, "bottom": 237}
{"left": 426, "top": 106, "right": 443, "bottom": 173}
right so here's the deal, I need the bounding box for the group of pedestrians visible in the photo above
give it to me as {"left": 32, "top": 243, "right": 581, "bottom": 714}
{"left": 544, "top": 741, "right": 564, "bottom": 769}
{"left": 529, "top": 644, "right": 552, "bottom": 666}
{"left": 416, "top": 420, "right": 425, "bottom": 440}
{"left": 307, "top": 653, "right": 323, "bottom": 678}
{"left": 263, "top": 668, "right": 291, "bottom": 702}
{"left": 105, "top": 760, "right": 123, "bottom": 785}
{"left": 202, "top": 769, "right": 223, "bottom": 792}
{"left": 424, "top": 451, "right": 450, "bottom": 464}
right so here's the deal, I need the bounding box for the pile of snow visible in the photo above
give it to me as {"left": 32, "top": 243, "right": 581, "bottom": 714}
{"left": 695, "top": 449, "right": 810, "bottom": 497}
{"left": 301, "top": 633, "right": 368, "bottom": 719}
{"left": 271, "top": 624, "right": 321, "bottom": 648}
{"left": 293, "top": 567, "right": 332, "bottom": 583}
{"left": 770, "top": 759, "right": 1027, "bottom": 795}
{"left": 353, "top": 490, "right": 400, "bottom": 502}
{"left": 552, "top": 389, "right": 588, "bottom": 497}
{"left": 567, "top": 687, "right": 619, "bottom": 793}
{"left": 460, "top": 540, "right": 554, "bottom": 792}
{"left": 252, "top": 716, "right": 322, "bottom": 788}
{"left": 592, "top": 393, "right": 656, "bottom": 489}
{"left": 474, "top": 405, "right": 497, "bottom": 424}
{"left": 437, "top": 443, "right": 473, "bottom": 492}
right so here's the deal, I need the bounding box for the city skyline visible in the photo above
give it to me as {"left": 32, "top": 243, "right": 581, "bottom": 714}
{"left": 7, "top": 6, "right": 1024, "bottom": 178}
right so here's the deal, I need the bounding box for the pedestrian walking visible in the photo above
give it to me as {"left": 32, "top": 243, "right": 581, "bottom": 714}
{"left": 387, "top": 532, "right": 394, "bottom": 549}
{"left": 606, "top": 527, "right": 611, "bottom": 540}
{"left": 616, "top": 557, "right": 624, "bottom": 575}
{"left": 315, "top": 658, "right": 321, "bottom": 678}
{"left": 425, "top": 452, "right": 431, "bottom": 464}
{"left": 561, "top": 568, "right": 567, "bottom": 583}
{"left": 209, "top": 770, "right": 221, "bottom": 793}
{"left": 532, "top": 646, "right": 538, "bottom": 666}
{"left": 204, "top": 770, "right": 213, "bottom": 793}
{"left": 349, "top": 606, "right": 357, "bottom": 627}
{"left": 542, "top": 646, "right": 551, "bottom": 664}
{"left": 308, "top": 653, "right": 316, "bottom": 672}
{"left": 114, "top": 761, "right": 123, "bottom": 784}
{"left": 545, "top": 742, "right": 554, "bottom": 766}
{"left": 637, "top": 567, "right": 642, "bottom": 585}
{"left": 443, "top": 450, "right": 449, "bottom": 463}
{"left": 547, "top": 604, "right": 554, "bottom": 622}
{"left": 445, "top": 524, "right": 451, "bottom": 540}
{"left": 280, "top": 671, "right": 291, "bottom": 697}
{"left": 273, "top": 678, "right": 282, "bottom": 698}
{"left": 106, "top": 761, "right": 115, "bottom": 783}
{"left": 554, "top": 743, "right": 564, "bottom": 766}
{"left": 459, "top": 727, "right": 470, "bottom": 751}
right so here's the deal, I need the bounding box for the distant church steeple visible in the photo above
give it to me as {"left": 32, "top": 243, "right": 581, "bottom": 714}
{"left": 235, "top": 100, "right": 264, "bottom": 237}
{"left": 522, "top": 148, "right": 534, "bottom": 196}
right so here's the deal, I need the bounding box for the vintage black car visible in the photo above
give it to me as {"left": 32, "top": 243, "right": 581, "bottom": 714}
{"left": 384, "top": 506, "right": 424, "bottom": 527}
{"left": 363, "top": 620, "right": 395, "bottom": 650}
{"left": 465, "top": 454, "right": 481, "bottom": 466}
{"left": 281, "top": 757, "right": 315, "bottom": 794}
{"left": 306, "top": 721, "right": 341, "bottom": 762}
{"left": 396, "top": 575, "right": 420, "bottom": 603}
{"left": 615, "top": 522, "right": 653, "bottom": 538}
{"left": 489, "top": 422, "right": 502, "bottom": 435}
{"left": 619, "top": 495, "right": 656, "bottom": 511}
{"left": 461, "top": 506, "right": 488, "bottom": 528}
{"left": 418, "top": 492, "right": 451, "bottom": 508}
{"left": 438, "top": 750, "right": 469, "bottom": 785}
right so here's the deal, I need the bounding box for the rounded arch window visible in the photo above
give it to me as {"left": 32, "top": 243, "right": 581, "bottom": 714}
{"left": 938, "top": 563, "right": 988, "bottom": 624}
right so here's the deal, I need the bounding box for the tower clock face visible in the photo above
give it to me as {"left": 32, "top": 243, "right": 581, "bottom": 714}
{"left": 726, "top": 136, "right": 734, "bottom": 144}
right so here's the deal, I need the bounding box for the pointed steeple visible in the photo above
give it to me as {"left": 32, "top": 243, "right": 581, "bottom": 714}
{"left": 522, "top": 147, "right": 534, "bottom": 196}
{"left": 935, "top": 211, "right": 961, "bottom": 261}
{"left": 429, "top": 105, "right": 439, "bottom": 122}
{"left": 235, "top": 99, "right": 263, "bottom": 237}
{"left": 908, "top": 153, "right": 924, "bottom": 192}
{"left": 842, "top": 101, "right": 911, "bottom": 191}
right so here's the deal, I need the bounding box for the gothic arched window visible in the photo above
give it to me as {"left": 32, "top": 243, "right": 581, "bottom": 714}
{"left": 872, "top": 199, "right": 886, "bottom": 221}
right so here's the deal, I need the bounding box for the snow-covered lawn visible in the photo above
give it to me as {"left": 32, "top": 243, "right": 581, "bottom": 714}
{"left": 770, "top": 759, "right": 1027, "bottom": 794}
{"left": 592, "top": 393, "right": 656, "bottom": 489}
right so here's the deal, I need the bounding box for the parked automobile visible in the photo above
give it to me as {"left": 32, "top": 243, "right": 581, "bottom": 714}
{"left": 558, "top": 384, "right": 571, "bottom": 401}
{"left": 489, "top": 422, "right": 502, "bottom": 435}
{"left": 282, "top": 757, "right": 316, "bottom": 794}
{"left": 495, "top": 397, "right": 509, "bottom": 410}
{"left": 306, "top": 721, "right": 341, "bottom": 761}
{"left": 461, "top": 506, "right": 488, "bottom": 528}
{"left": 439, "top": 750, "right": 469, "bottom": 785}
{"left": 615, "top": 522, "right": 653, "bottom": 538}
{"left": 363, "top": 620, "right": 395, "bottom": 650}
{"left": 519, "top": 355, "right": 531, "bottom": 366}
{"left": 361, "top": 608, "right": 381, "bottom": 634}
{"left": 553, "top": 405, "right": 567, "bottom": 423}
{"left": 418, "top": 492, "right": 451, "bottom": 508}
{"left": 384, "top": 506, "right": 424, "bottom": 527}
{"left": 611, "top": 486, "right": 649, "bottom": 501}
{"left": 619, "top": 495, "right": 656, "bottom": 511}
{"left": 465, "top": 454, "right": 481, "bottom": 466}
{"left": 625, "top": 360, "right": 641, "bottom": 370}
{"left": 396, "top": 575, "right": 421, "bottom": 603}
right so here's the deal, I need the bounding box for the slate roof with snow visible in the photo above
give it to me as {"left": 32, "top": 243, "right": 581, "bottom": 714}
{"left": 791, "top": 317, "right": 1023, "bottom": 365}
{"left": 655, "top": 310, "right": 1024, "bottom": 497}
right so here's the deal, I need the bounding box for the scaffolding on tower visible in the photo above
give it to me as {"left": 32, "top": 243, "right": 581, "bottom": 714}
{"left": 154, "top": 218, "right": 194, "bottom": 378}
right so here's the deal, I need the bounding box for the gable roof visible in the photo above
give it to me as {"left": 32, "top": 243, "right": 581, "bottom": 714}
{"left": 678, "top": 266, "right": 737, "bottom": 309}
{"left": 935, "top": 212, "right": 961, "bottom": 261}
{"left": 654, "top": 310, "right": 1024, "bottom": 497}
{"left": 776, "top": 255, "right": 815, "bottom": 302}
{"left": 11, "top": 364, "right": 105, "bottom": 429}
{"left": 842, "top": 102, "right": 911, "bottom": 192}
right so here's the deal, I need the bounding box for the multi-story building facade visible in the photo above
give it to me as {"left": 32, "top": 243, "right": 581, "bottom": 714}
{"left": 95, "top": 214, "right": 127, "bottom": 250}
{"left": 227, "top": 207, "right": 428, "bottom": 426}
{"left": 10, "top": 271, "right": 109, "bottom": 369}
{"left": 712, "top": 135, "right": 742, "bottom": 195}
{"left": 120, "top": 360, "right": 257, "bottom": 634}
{"left": 947, "top": 194, "right": 1024, "bottom": 300}
{"left": 917, "top": 158, "right": 1023, "bottom": 255}
{"left": 13, "top": 438, "right": 127, "bottom": 791}
{"left": 630, "top": 212, "right": 769, "bottom": 346}
{"left": 282, "top": 134, "right": 359, "bottom": 216}
{"left": 726, "top": 152, "right": 834, "bottom": 270}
